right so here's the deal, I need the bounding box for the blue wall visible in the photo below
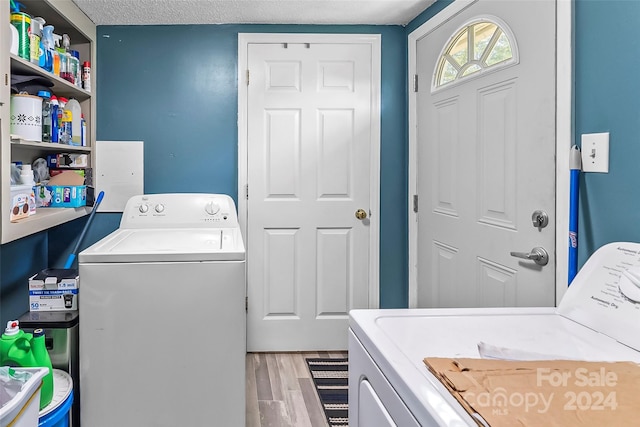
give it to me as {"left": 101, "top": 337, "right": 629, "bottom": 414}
{"left": 0, "top": 233, "right": 48, "bottom": 324}
{"left": 92, "top": 24, "right": 409, "bottom": 308}
{"left": 1, "top": 24, "right": 409, "bottom": 327}
{"left": 405, "top": 0, "right": 454, "bottom": 33}
{"left": 4, "top": 0, "right": 639, "bottom": 325}
{"left": 574, "top": 0, "right": 640, "bottom": 266}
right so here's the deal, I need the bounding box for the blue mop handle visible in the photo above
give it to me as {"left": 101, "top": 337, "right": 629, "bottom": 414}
{"left": 568, "top": 146, "right": 581, "bottom": 285}
{"left": 64, "top": 191, "right": 104, "bottom": 269}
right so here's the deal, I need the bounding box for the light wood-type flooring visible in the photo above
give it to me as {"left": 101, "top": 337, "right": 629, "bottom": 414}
{"left": 246, "top": 351, "right": 348, "bottom": 427}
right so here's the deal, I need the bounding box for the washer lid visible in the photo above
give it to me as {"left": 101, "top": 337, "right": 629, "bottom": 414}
{"left": 79, "top": 228, "right": 245, "bottom": 262}
{"left": 557, "top": 242, "right": 640, "bottom": 351}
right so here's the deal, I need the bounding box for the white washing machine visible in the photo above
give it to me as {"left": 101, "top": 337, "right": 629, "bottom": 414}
{"left": 349, "top": 242, "right": 640, "bottom": 426}
{"left": 78, "top": 194, "right": 245, "bottom": 427}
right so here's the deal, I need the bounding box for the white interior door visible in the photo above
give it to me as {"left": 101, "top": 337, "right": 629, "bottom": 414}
{"left": 244, "top": 36, "right": 380, "bottom": 351}
{"left": 416, "top": 0, "right": 557, "bottom": 308}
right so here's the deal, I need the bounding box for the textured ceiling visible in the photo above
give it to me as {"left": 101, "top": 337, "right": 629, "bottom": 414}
{"left": 71, "top": 0, "right": 436, "bottom": 26}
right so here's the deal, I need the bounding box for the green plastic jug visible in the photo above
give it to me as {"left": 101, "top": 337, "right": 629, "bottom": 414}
{"left": 0, "top": 320, "right": 54, "bottom": 409}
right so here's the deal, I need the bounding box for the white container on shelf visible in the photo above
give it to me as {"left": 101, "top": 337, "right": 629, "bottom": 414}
{"left": 65, "top": 99, "right": 82, "bottom": 146}
{"left": 10, "top": 95, "right": 43, "bottom": 142}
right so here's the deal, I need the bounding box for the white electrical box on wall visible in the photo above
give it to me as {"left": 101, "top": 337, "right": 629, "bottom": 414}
{"left": 581, "top": 132, "right": 609, "bottom": 173}
{"left": 95, "top": 141, "right": 144, "bottom": 212}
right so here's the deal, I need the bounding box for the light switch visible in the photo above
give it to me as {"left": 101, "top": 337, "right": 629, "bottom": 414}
{"left": 581, "top": 132, "right": 609, "bottom": 173}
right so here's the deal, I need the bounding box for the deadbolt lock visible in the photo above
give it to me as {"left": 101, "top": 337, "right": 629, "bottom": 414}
{"left": 532, "top": 210, "right": 549, "bottom": 229}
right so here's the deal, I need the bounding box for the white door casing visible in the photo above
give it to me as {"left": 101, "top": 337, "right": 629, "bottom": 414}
{"left": 238, "top": 34, "right": 381, "bottom": 351}
{"left": 408, "top": 0, "right": 573, "bottom": 308}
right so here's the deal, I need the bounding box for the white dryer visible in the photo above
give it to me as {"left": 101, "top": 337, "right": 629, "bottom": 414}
{"left": 79, "top": 194, "right": 245, "bottom": 427}
{"left": 349, "top": 242, "right": 640, "bottom": 426}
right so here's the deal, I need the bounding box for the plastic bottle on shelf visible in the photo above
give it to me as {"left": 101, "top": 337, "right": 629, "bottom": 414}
{"left": 10, "top": 8, "right": 31, "bottom": 61}
{"left": 58, "top": 97, "right": 72, "bottom": 144}
{"left": 50, "top": 95, "right": 59, "bottom": 143}
{"left": 60, "top": 34, "right": 74, "bottom": 84}
{"left": 70, "top": 51, "right": 81, "bottom": 88}
{"left": 82, "top": 61, "right": 91, "bottom": 92}
{"left": 19, "top": 164, "right": 35, "bottom": 186}
{"left": 52, "top": 33, "right": 63, "bottom": 76}
{"left": 66, "top": 98, "right": 82, "bottom": 146}
{"left": 38, "top": 90, "right": 52, "bottom": 143}
{"left": 41, "top": 25, "right": 55, "bottom": 73}
{"left": 29, "top": 17, "right": 45, "bottom": 65}
{"left": 81, "top": 114, "right": 87, "bottom": 146}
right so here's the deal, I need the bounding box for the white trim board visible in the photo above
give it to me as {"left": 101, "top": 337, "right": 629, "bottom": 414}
{"left": 237, "top": 33, "right": 381, "bottom": 309}
{"left": 407, "top": 0, "right": 573, "bottom": 307}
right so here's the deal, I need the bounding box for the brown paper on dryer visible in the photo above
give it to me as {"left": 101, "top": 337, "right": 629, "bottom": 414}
{"left": 424, "top": 357, "right": 640, "bottom": 427}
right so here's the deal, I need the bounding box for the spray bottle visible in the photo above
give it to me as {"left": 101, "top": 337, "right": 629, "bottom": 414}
{"left": 52, "top": 33, "right": 62, "bottom": 76}
{"left": 0, "top": 321, "right": 54, "bottom": 409}
{"left": 61, "top": 34, "right": 74, "bottom": 84}
{"left": 41, "top": 25, "right": 55, "bottom": 73}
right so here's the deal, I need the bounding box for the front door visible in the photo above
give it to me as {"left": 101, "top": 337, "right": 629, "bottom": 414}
{"left": 244, "top": 36, "right": 380, "bottom": 351}
{"left": 416, "top": 0, "right": 557, "bottom": 308}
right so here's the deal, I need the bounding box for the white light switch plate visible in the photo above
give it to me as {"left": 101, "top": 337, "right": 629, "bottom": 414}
{"left": 581, "top": 132, "right": 609, "bottom": 173}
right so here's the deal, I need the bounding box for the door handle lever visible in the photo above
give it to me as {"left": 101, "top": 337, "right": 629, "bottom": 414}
{"left": 510, "top": 247, "right": 549, "bottom": 266}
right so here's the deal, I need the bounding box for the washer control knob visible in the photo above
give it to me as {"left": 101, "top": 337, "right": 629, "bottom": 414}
{"left": 155, "top": 204, "right": 165, "bottom": 213}
{"left": 139, "top": 204, "right": 149, "bottom": 213}
{"left": 205, "top": 202, "right": 220, "bottom": 215}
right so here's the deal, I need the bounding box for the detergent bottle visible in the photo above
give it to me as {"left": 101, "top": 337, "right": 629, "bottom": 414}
{"left": 0, "top": 320, "right": 54, "bottom": 409}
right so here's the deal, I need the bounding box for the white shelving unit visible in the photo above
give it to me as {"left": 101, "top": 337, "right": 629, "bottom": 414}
{"left": 1, "top": 0, "right": 96, "bottom": 244}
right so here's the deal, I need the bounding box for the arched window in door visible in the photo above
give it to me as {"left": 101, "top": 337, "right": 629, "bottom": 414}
{"left": 433, "top": 17, "right": 518, "bottom": 90}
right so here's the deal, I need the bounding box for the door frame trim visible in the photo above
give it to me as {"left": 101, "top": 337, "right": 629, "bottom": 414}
{"left": 407, "top": 0, "right": 573, "bottom": 307}
{"left": 238, "top": 33, "right": 382, "bottom": 308}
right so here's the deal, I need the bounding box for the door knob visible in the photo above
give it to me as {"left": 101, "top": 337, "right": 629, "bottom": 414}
{"left": 355, "top": 209, "right": 367, "bottom": 220}
{"left": 510, "top": 247, "right": 549, "bottom": 266}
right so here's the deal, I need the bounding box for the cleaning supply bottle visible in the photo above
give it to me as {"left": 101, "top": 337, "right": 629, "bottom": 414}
{"left": 70, "top": 50, "right": 81, "bottom": 88}
{"left": 59, "top": 97, "right": 72, "bottom": 144}
{"left": 41, "top": 25, "right": 55, "bottom": 73}
{"left": 38, "top": 90, "right": 52, "bottom": 142}
{"left": 82, "top": 61, "right": 91, "bottom": 91}
{"left": 52, "top": 33, "right": 63, "bottom": 76}
{"left": 61, "top": 34, "right": 74, "bottom": 84}
{"left": 10, "top": 4, "right": 31, "bottom": 61}
{"left": 29, "top": 17, "right": 45, "bottom": 65}
{"left": 66, "top": 98, "right": 82, "bottom": 146}
{"left": 0, "top": 321, "right": 54, "bottom": 410}
{"left": 81, "top": 113, "right": 87, "bottom": 146}
{"left": 50, "top": 95, "right": 59, "bottom": 143}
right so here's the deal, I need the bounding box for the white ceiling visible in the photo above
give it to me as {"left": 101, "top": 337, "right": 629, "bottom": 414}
{"left": 71, "top": 0, "right": 436, "bottom": 26}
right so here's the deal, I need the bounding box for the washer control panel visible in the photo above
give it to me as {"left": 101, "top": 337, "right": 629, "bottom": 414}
{"left": 121, "top": 194, "right": 239, "bottom": 229}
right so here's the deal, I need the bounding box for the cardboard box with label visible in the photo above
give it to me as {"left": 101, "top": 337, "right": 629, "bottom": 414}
{"left": 29, "top": 269, "right": 79, "bottom": 311}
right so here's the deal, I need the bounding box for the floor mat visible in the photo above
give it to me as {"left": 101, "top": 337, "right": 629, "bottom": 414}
{"left": 306, "top": 358, "right": 349, "bottom": 427}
